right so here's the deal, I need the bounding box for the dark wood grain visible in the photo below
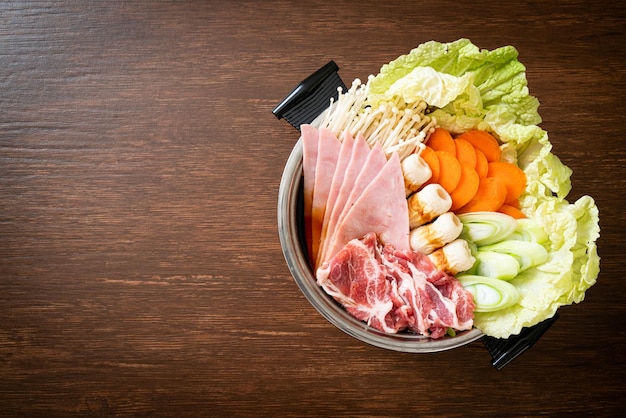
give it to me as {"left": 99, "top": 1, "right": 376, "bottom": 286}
{"left": 1, "top": 1, "right": 624, "bottom": 416}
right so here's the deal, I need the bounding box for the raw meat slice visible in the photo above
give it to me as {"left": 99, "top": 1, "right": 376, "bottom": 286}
{"left": 382, "top": 246, "right": 475, "bottom": 337}
{"left": 316, "top": 233, "right": 407, "bottom": 333}
{"left": 322, "top": 152, "right": 409, "bottom": 265}
{"left": 317, "top": 233, "right": 475, "bottom": 338}
{"left": 301, "top": 124, "right": 319, "bottom": 261}
{"left": 428, "top": 270, "right": 475, "bottom": 330}
{"left": 317, "top": 133, "right": 372, "bottom": 267}
{"left": 380, "top": 248, "right": 432, "bottom": 335}
{"left": 310, "top": 128, "right": 341, "bottom": 264}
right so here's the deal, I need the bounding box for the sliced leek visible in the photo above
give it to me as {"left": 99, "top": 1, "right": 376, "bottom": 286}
{"left": 458, "top": 211, "right": 517, "bottom": 246}
{"left": 479, "top": 240, "right": 549, "bottom": 272}
{"left": 456, "top": 274, "right": 520, "bottom": 312}
{"left": 473, "top": 250, "right": 520, "bottom": 281}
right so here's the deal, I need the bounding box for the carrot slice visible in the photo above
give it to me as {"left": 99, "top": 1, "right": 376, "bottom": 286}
{"left": 435, "top": 150, "right": 462, "bottom": 193}
{"left": 455, "top": 138, "right": 477, "bottom": 168}
{"left": 456, "top": 130, "right": 501, "bottom": 162}
{"left": 487, "top": 161, "right": 527, "bottom": 204}
{"left": 427, "top": 128, "right": 456, "bottom": 155}
{"left": 498, "top": 203, "right": 527, "bottom": 219}
{"left": 450, "top": 163, "right": 480, "bottom": 212}
{"left": 507, "top": 199, "right": 521, "bottom": 209}
{"left": 475, "top": 149, "right": 489, "bottom": 178}
{"left": 419, "top": 146, "right": 440, "bottom": 185}
{"left": 456, "top": 176, "right": 507, "bottom": 214}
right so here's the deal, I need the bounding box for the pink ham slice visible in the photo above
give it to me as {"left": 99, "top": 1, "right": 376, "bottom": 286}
{"left": 315, "top": 131, "right": 355, "bottom": 267}
{"left": 316, "top": 132, "right": 372, "bottom": 267}
{"left": 310, "top": 127, "right": 341, "bottom": 264}
{"left": 301, "top": 125, "right": 409, "bottom": 269}
{"left": 320, "top": 152, "right": 410, "bottom": 268}
{"left": 319, "top": 139, "right": 387, "bottom": 266}
{"left": 301, "top": 124, "right": 320, "bottom": 262}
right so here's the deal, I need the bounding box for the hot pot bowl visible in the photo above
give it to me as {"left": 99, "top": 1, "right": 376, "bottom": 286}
{"left": 277, "top": 138, "right": 484, "bottom": 353}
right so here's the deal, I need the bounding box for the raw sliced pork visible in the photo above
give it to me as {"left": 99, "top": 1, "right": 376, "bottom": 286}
{"left": 316, "top": 233, "right": 475, "bottom": 338}
{"left": 316, "top": 233, "right": 411, "bottom": 333}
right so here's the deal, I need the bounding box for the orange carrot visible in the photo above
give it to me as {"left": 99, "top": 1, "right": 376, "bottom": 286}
{"left": 487, "top": 161, "right": 527, "bottom": 204}
{"left": 435, "top": 150, "right": 462, "bottom": 193}
{"left": 507, "top": 198, "right": 521, "bottom": 209}
{"left": 456, "top": 176, "right": 507, "bottom": 214}
{"left": 498, "top": 203, "right": 527, "bottom": 219}
{"left": 454, "top": 138, "right": 477, "bottom": 168}
{"left": 427, "top": 128, "right": 456, "bottom": 155}
{"left": 474, "top": 149, "right": 489, "bottom": 178}
{"left": 456, "top": 130, "right": 501, "bottom": 162}
{"left": 449, "top": 164, "right": 480, "bottom": 211}
{"left": 419, "top": 146, "right": 440, "bottom": 185}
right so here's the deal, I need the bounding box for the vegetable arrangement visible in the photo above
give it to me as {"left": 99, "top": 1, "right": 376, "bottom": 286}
{"left": 457, "top": 212, "right": 549, "bottom": 312}
{"left": 311, "top": 39, "right": 600, "bottom": 338}
{"left": 417, "top": 127, "right": 527, "bottom": 216}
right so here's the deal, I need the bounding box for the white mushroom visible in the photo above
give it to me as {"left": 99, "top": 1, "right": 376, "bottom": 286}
{"left": 402, "top": 153, "right": 432, "bottom": 196}
{"left": 407, "top": 183, "right": 452, "bottom": 229}
{"left": 427, "top": 238, "right": 476, "bottom": 275}
{"left": 409, "top": 212, "right": 463, "bottom": 255}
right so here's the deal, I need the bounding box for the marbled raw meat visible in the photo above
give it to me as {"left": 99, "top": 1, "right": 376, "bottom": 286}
{"left": 316, "top": 233, "right": 408, "bottom": 333}
{"left": 317, "top": 233, "right": 475, "bottom": 337}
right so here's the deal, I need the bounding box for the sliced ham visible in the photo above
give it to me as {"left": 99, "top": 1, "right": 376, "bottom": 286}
{"left": 317, "top": 133, "right": 372, "bottom": 267}
{"left": 326, "top": 137, "right": 386, "bottom": 251}
{"left": 301, "top": 124, "right": 319, "bottom": 261}
{"left": 310, "top": 127, "right": 341, "bottom": 264}
{"left": 321, "top": 152, "right": 410, "bottom": 266}
{"left": 316, "top": 131, "right": 355, "bottom": 267}
{"left": 301, "top": 125, "right": 409, "bottom": 269}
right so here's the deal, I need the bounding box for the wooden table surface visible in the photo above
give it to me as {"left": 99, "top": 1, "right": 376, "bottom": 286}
{"left": 1, "top": 1, "right": 624, "bottom": 416}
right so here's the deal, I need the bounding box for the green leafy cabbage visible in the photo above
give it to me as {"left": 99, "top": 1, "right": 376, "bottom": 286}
{"left": 369, "top": 39, "right": 600, "bottom": 338}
